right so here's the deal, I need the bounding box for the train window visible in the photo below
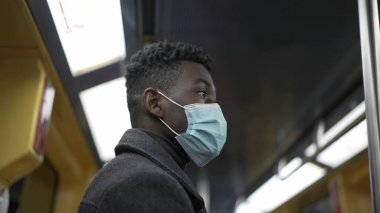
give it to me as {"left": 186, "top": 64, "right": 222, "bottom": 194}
{"left": 79, "top": 77, "right": 131, "bottom": 162}
{"left": 47, "top": 0, "right": 126, "bottom": 76}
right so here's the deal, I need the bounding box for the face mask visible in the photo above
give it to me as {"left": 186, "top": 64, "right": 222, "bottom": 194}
{"left": 157, "top": 91, "right": 227, "bottom": 167}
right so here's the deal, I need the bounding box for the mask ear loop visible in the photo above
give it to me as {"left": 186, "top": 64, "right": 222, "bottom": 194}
{"left": 159, "top": 118, "right": 180, "bottom": 136}
{"left": 157, "top": 90, "right": 185, "bottom": 109}
{"left": 156, "top": 90, "right": 184, "bottom": 136}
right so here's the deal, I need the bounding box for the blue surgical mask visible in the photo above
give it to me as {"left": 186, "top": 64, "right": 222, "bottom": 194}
{"left": 157, "top": 91, "right": 227, "bottom": 167}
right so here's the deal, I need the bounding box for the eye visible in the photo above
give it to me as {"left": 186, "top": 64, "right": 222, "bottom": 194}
{"left": 197, "top": 91, "right": 207, "bottom": 99}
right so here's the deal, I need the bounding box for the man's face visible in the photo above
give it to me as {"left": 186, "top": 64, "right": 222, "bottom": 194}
{"left": 161, "top": 61, "right": 217, "bottom": 135}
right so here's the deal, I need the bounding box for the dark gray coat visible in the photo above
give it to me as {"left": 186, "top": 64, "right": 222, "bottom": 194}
{"left": 78, "top": 128, "right": 206, "bottom": 213}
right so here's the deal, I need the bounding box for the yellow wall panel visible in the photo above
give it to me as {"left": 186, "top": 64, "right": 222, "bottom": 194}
{"left": 0, "top": 0, "right": 100, "bottom": 212}
{"left": 0, "top": 57, "right": 45, "bottom": 188}
{"left": 0, "top": 0, "right": 36, "bottom": 47}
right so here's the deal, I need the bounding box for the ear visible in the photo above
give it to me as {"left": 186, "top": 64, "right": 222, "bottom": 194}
{"left": 143, "top": 88, "right": 164, "bottom": 118}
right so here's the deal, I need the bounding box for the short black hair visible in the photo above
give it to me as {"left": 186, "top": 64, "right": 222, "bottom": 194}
{"left": 125, "top": 41, "right": 211, "bottom": 126}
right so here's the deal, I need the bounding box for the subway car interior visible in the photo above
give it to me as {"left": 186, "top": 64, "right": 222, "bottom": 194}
{"left": 1, "top": 0, "right": 380, "bottom": 212}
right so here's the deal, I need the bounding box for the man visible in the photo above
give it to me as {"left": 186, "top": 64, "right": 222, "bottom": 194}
{"left": 78, "top": 41, "right": 227, "bottom": 213}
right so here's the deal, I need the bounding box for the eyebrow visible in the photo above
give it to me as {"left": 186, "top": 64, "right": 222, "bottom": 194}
{"left": 194, "top": 78, "right": 212, "bottom": 88}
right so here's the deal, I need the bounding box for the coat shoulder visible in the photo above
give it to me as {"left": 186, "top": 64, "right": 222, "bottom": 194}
{"left": 79, "top": 151, "right": 194, "bottom": 213}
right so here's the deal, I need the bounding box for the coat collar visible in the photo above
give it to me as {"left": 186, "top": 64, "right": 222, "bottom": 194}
{"left": 114, "top": 128, "right": 205, "bottom": 211}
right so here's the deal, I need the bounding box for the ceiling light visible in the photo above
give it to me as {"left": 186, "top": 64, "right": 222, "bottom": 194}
{"left": 79, "top": 77, "right": 131, "bottom": 162}
{"left": 235, "top": 200, "right": 261, "bottom": 213}
{"left": 47, "top": 0, "right": 126, "bottom": 76}
{"left": 319, "top": 102, "right": 365, "bottom": 148}
{"left": 304, "top": 143, "right": 318, "bottom": 158}
{"left": 316, "top": 120, "right": 367, "bottom": 168}
{"left": 238, "top": 163, "right": 326, "bottom": 213}
{"left": 278, "top": 157, "right": 303, "bottom": 179}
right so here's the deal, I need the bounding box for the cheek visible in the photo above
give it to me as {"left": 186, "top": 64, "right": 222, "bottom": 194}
{"left": 177, "top": 111, "right": 188, "bottom": 133}
{"left": 169, "top": 107, "right": 188, "bottom": 133}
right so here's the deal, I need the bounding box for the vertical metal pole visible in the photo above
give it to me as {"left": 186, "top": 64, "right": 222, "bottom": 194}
{"left": 358, "top": 0, "right": 380, "bottom": 212}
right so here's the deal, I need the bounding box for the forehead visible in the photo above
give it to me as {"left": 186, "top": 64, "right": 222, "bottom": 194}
{"left": 176, "top": 61, "right": 215, "bottom": 88}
